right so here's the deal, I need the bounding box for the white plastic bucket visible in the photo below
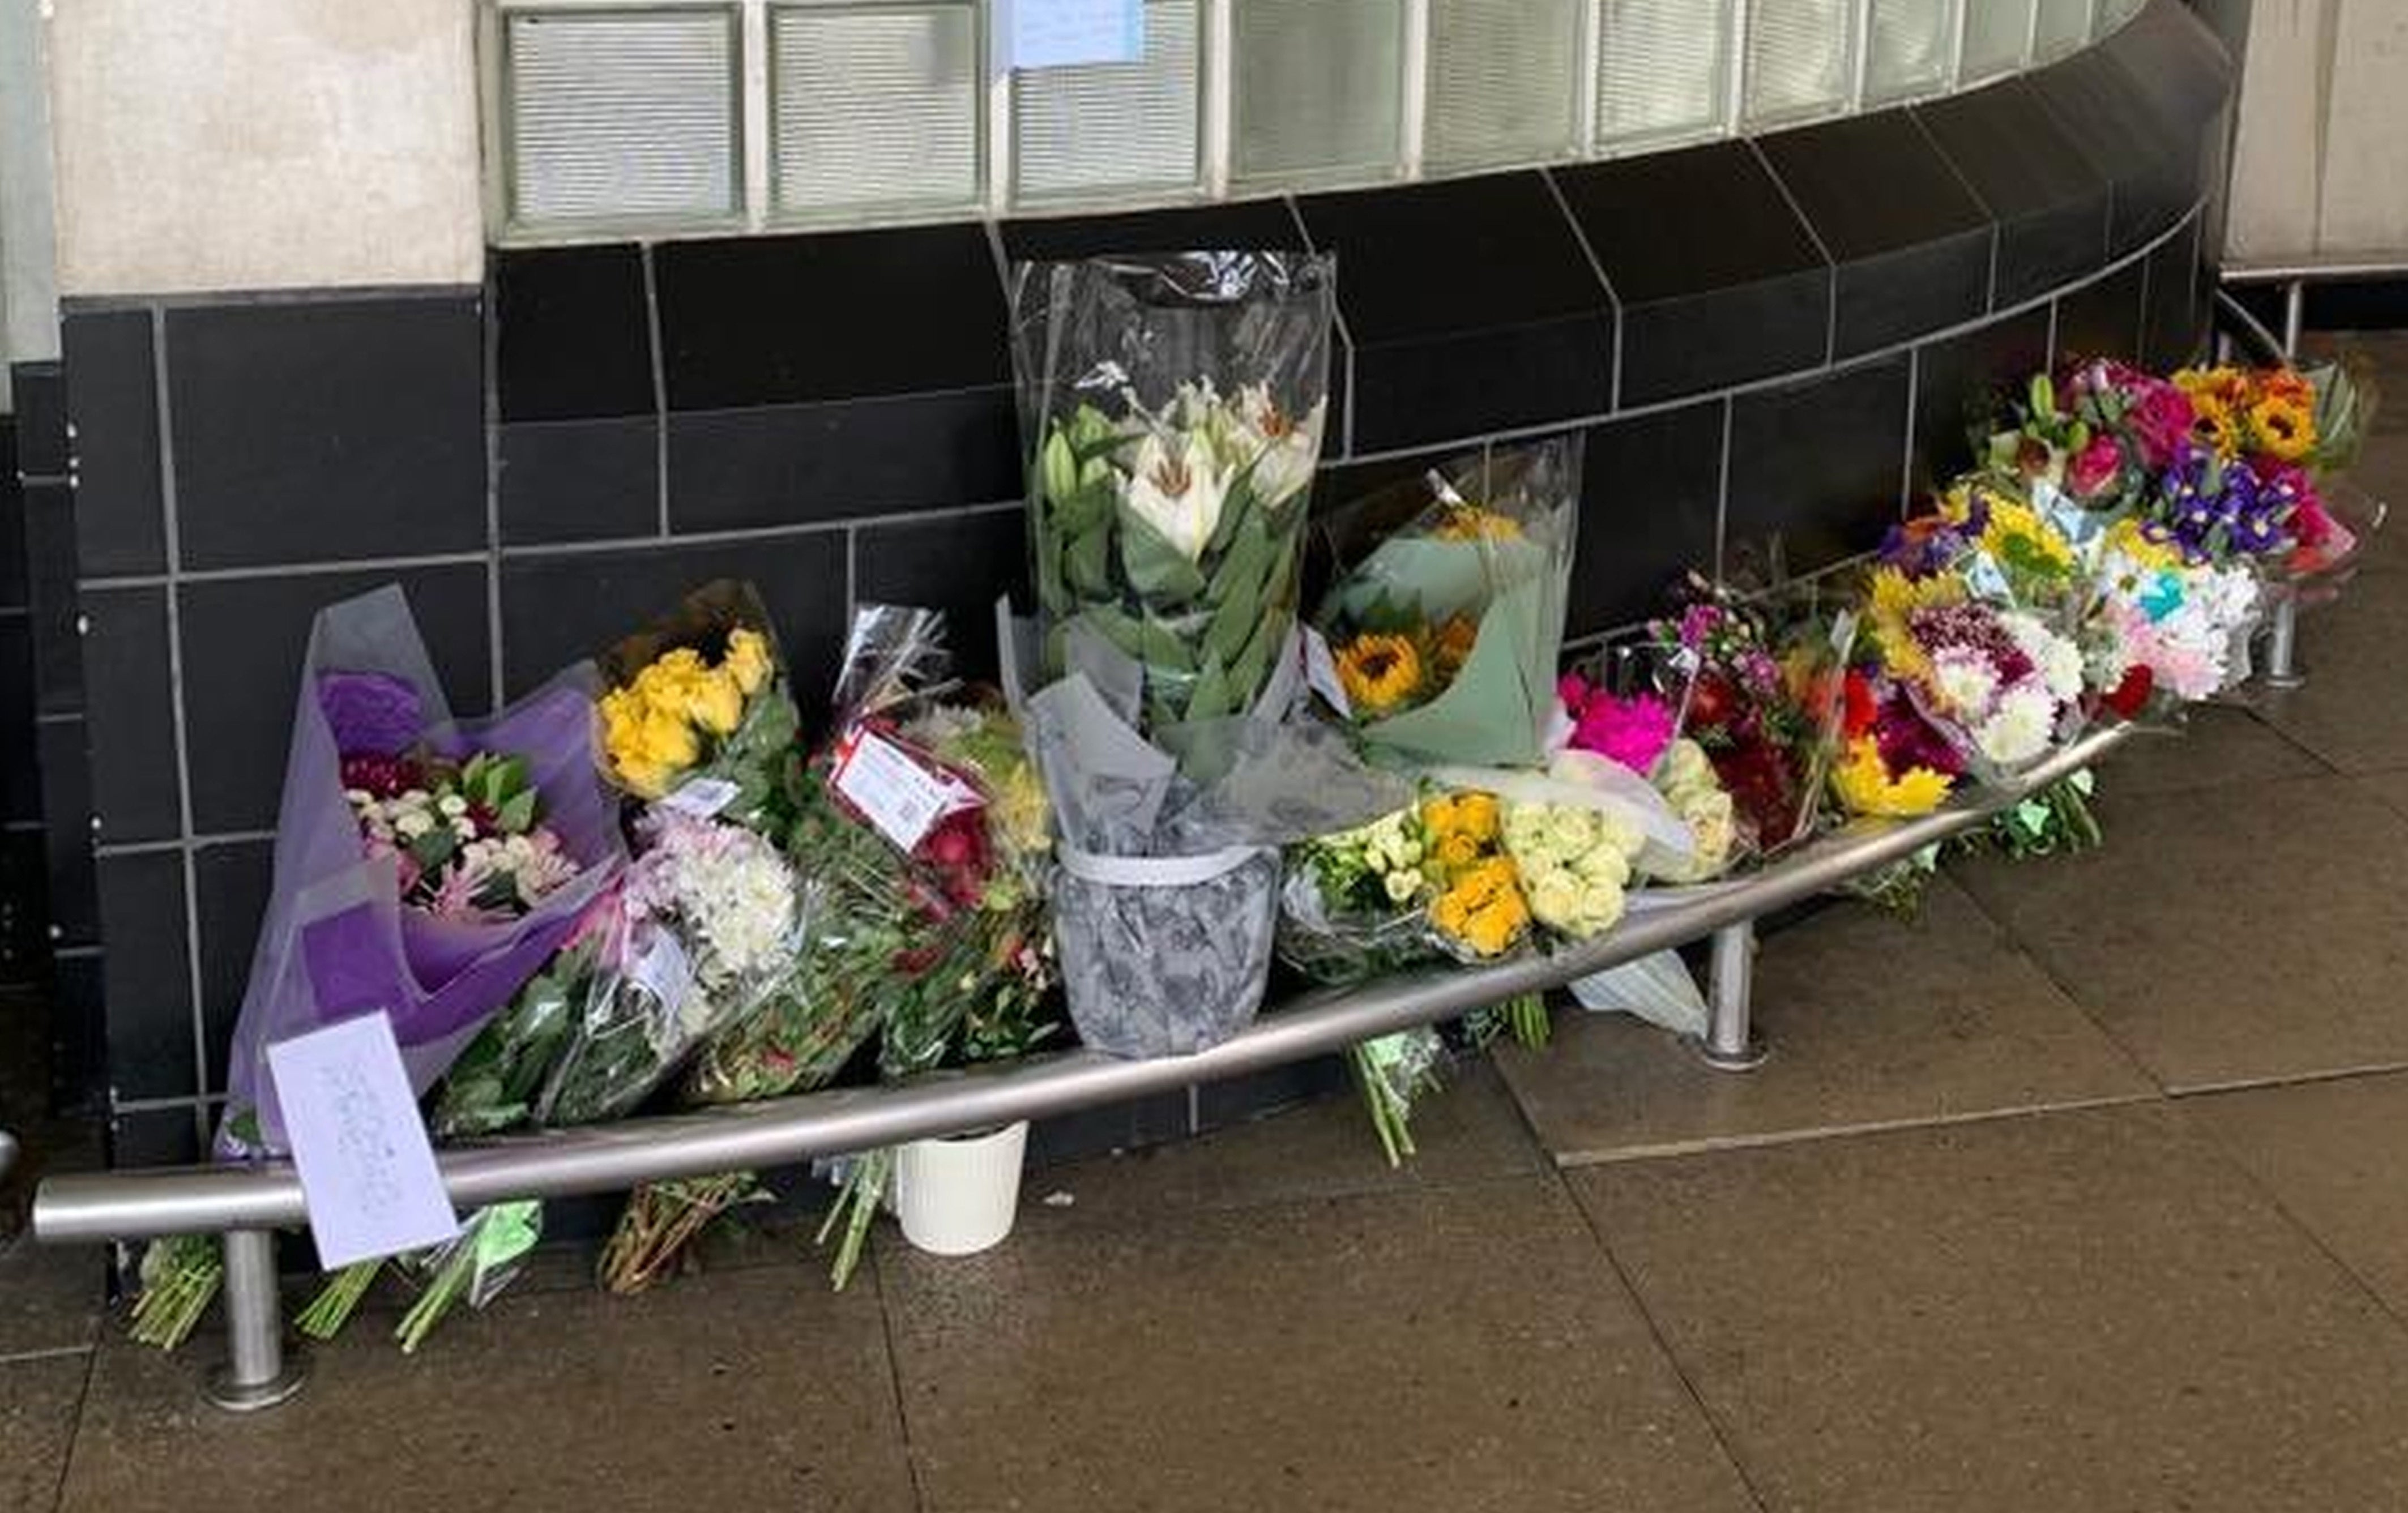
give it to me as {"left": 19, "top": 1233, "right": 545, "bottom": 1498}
{"left": 893, "top": 1121, "right": 1031, "bottom": 1256}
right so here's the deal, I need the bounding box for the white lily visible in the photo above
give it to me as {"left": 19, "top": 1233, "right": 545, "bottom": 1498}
{"left": 1124, "top": 430, "right": 1228, "bottom": 562}
{"left": 1235, "top": 384, "right": 1326, "bottom": 508}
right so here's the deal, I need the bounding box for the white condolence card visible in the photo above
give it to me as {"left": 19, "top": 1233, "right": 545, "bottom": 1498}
{"left": 268, "top": 1012, "right": 459, "bottom": 1270}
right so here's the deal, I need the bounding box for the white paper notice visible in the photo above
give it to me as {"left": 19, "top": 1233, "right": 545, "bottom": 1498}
{"left": 268, "top": 1013, "right": 459, "bottom": 1270}
{"left": 657, "top": 775, "right": 741, "bottom": 819}
{"left": 994, "top": 0, "right": 1142, "bottom": 70}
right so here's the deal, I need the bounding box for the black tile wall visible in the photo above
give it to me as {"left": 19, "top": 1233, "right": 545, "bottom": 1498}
{"left": 49, "top": 950, "right": 105, "bottom": 1113}
{"left": 191, "top": 839, "right": 271, "bottom": 1091}
{"left": 59, "top": 310, "right": 165, "bottom": 576}
{"left": 1566, "top": 400, "right": 1724, "bottom": 635}
{"left": 36, "top": 720, "right": 96, "bottom": 950}
{"left": 165, "top": 296, "right": 486, "bottom": 570}
{"left": 656, "top": 224, "right": 1009, "bottom": 409}
{"left": 0, "top": 425, "right": 25, "bottom": 608}
{"left": 1024, "top": 1088, "right": 1196, "bottom": 1168}
{"left": 2141, "top": 216, "right": 2204, "bottom": 372}
{"left": 853, "top": 506, "right": 1027, "bottom": 683}
{"left": 95, "top": 849, "right": 193, "bottom": 1100}
{"left": 493, "top": 244, "right": 656, "bottom": 423}
{"left": 1554, "top": 143, "right": 1830, "bottom": 406}
{"left": 0, "top": 830, "right": 50, "bottom": 985}
{"left": 1909, "top": 305, "right": 2053, "bottom": 496}
{"left": 79, "top": 587, "right": 178, "bottom": 844}
{"left": 2027, "top": 47, "right": 2201, "bottom": 259}
{"left": 0, "top": 619, "right": 38, "bottom": 823}
{"left": 497, "top": 416, "right": 660, "bottom": 546}
{"left": 180, "top": 565, "right": 492, "bottom": 835}
{"left": 1725, "top": 356, "right": 1912, "bottom": 576}
{"left": 1194, "top": 1054, "right": 1348, "bottom": 1132}
{"left": 108, "top": 1105, "right": 201, "bottom": 1169}
{"left": 2054, "top": 255, "right": 2149, "bottom": 364}
{"left": 998, "top": 198, "right": 1307, "bottom": 263}
{"left": 1756, "top": 112, "right": 1993, "bottom": 358}
{"left": 666, "top": 386, "right": 1019, "bottom": 532}
{"left": 22, "top": 481, "right": 82, "bottom": 715}
{"left": 1295, "top": 173, "right": 1613, "bottom": 451}
{"left": 1912, "top": 78, "right": 2111, "bottom": 308}
{"left": 499, "top": 533, "right": 849, "bottom": 710}
{"left": 12, "top": 363, "right": 66, "bottom": 479}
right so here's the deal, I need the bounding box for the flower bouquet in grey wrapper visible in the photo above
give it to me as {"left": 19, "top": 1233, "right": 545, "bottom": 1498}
{"left": 1001, "top": 604, "right": 1411, "bottom": 1059}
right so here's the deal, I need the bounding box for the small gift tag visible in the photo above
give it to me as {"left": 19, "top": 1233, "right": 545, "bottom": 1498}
{"left": 1302, "top": 627, "right": 1352, "bottom": 718}
{"left": 657, "top": 776, "right": 741, "bottom": 819}
{"left": 832, "top": 728, "right": 970, "bottom": 852}
{"left": 270, "top": 1012, "right": 459, "bottom": 1270}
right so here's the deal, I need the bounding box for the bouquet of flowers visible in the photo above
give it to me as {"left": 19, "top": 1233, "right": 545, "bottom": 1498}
{"left": 1986, "top": 359, "right": 2197, "bottom": 514}
{"left": 596, "top": 580, "right": 799, "bottom": 836}
{"left": 1831, "top": 668, "right": 1959, "bottom": 819}
{"left": 1015, "top": 252, "right": 1334, "bottom": 739}
{"left": 1279, "top": 806, "right": 1442, "bottom": 987}
{"left": 1555, "top": 671, "right": 1735, "bottom": 884}
{"left": 345, "top": 747, "right": 581, "bottom": 923}
{"left": 1863, "top": 563, "right": 2086, "bottom": 779}
{"left": 2085, "top": 518, "right": 2263, "bottom": 711}
{"left": 1312, "top": 438, "right": 1582, "bottom": 767}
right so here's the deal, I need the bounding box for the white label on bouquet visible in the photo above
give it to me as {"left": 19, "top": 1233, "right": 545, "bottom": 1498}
{"left": 1302, "top": 627, "right": 1352, "bottom": 717}
{"left": 832, "top": 729, "right": 959, "bottom": 852}
{"left": 269, "top": 1012, "right": 459, "bottom": 1270}
{"left": 994, "top": 0, "right": 1142, "bottom": 69}
{"left": 658, "top": 776, "right": 740, "bottom": 819}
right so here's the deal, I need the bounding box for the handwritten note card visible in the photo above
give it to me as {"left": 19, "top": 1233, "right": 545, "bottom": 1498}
{"left": 269, "top": 1012, "right": 458, "bottom": 1270}
{"left": 994, "top": 0, "right": 1143, "bottom": 70}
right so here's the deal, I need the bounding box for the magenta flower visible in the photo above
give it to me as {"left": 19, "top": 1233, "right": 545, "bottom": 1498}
{"left": 1568, "top": 689, "right": 1677, "bottom": 775}
{"left": 2127, "top": 382, "right": 2198, "bottom": 471}
{"left": 2066, "top": 435, "right": 2123, "bottom": 498}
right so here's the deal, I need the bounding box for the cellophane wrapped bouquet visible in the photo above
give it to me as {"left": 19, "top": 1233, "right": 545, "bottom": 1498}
{"left": 1310, "top": 438, "right": 1582, "bottom": 767}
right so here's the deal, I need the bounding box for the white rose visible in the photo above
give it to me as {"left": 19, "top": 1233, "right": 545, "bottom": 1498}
{"left": 1382, "top": 867, "right": 1423, "bottom": 905}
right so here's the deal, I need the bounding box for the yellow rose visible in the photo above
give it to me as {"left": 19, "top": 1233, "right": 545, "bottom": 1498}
{"left": 616, "top": 756, "right": 673, "bottom": 800}
{"left": 637, "top": 710, "right": 701, "bottom": 772}
{"left": 683, "top": 669, "right": 744, "bottom": 736}
{"left": 723, "top": 629, "right": 774, "bottom": 698}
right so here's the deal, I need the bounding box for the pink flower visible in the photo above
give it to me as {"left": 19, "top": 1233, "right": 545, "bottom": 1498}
{"left": 2127, "top": 382, "right": 2197, "bottom": 471}
{"left": 1568, "top": 689, "right": 1677, "bottom": 775}
{"left": 2066, "top": 435, "right": 2122, "bottom": 499}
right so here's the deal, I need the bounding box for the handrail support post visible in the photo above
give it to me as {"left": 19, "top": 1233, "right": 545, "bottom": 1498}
{"left": 2262, "top": 592, "right": 2304, "bottom": 689}
{"left": 1698, "top": 921, "right": 1769, "bottom": 1072}
{"left": 202, "top": 1230, "right": 306, "bottom": 1412}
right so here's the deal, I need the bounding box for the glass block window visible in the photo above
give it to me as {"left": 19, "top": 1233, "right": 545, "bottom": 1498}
{"left": 2033, "top": 0, "right": 2094, "bottom": 58}
{"left": 1232, "top": 0, "right": 1404, "bottom": 185}
{"left": 1424, "top": 0, "right": 1581, "bottom": 172}
{"left": 1013, "top": 0, "right": 1202, "bottom": 204}
{"left": 2095, "top": 0, "right": 2143, "bottom": 28}
{"left": 1864, "top": 0, "right": 1961, "bottom": 104}
{"left": 1594, "top": 0, "right": 1733, "bottom": 149}
{"left": 1958, "top": 0, "right": 2035, "bottom": 79}
{"left": 1743, "top": 0, "right": 1858, "bottom": 129}
{"left": 770, "top": 2, "right": 982, "bottom": 220}
{"left": 502, "top": 7, "right": 741, "bottom": 229}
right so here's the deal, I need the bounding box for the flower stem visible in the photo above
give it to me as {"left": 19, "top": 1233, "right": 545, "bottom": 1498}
{"left": 394, "top": 1246, "right": 475, "bottom": 1355}
{"left": 294, "top": 1260, "right": 381, "bottom": 1341}
{"left": 815, "top": 1149, "right": 891, "bottom": 1292}
{"left": 126, "top": 1236, "right": 223, "bottom": 1352}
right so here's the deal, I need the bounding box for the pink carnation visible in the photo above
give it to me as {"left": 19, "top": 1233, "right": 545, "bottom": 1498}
{"left": 1566, "top": 687, "right": 1677, "bottom": 775}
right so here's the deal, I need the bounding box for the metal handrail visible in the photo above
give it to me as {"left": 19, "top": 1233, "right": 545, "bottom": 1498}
{"left": 32, "top": 722, "right": 2132, "bottom": 1247}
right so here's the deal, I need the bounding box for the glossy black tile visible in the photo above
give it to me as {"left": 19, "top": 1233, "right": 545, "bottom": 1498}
{"left": 1910, "top": 306, "right": 2052, "bottom": 497}
{"left": 1568, "top": 400, "right": 1724, "bottom": 635}
{"left": 2054, "top": 256, "right": 2147, "bottom": 365}
{"left": 2027, "top": 46, "right": 2200, "bottom": 258}
{"left": 852, "top": 506, "right": 1026, "bottom": 683}
{"left": 96, "top": 849, "right": 193, "bottom": 1101}
{"left": 0, "top": 829, "right": 50, "bottom": 984}
{"left": 1296, "top": 172, "right": 1610, "bottom": 344}
{"left": 1349, "top": 320, "right": 1612, "bottom": 454}
{"left": 1913, "top": 78, "right": 2112, "bottom": 307}
{"left": 2141, "top": 216, "right": 2205, "bottom": 372}
{"left": 1724, "top": 356, "right": 1911, "bottom": 576}
{"left": 498, "top": 416, "right": 661, "bottom": 546}
{"left": 165, "top": 295, "right": 485, "bottom": 570}
{"left": 656, "top": 223, "right": 1008, "bottom": 409}
{"left": 0, "top": 427, "right": 25, "bottom": 608}
{"left": 666, "top": 386, "right": 1020, "bottom": 532}
{"left": 37, "top": 719, "right": 96, "bottom": 949}
{"left": 21, "top": 482, "right": 82, "bottom": 715}
{"left": 60, "top": 310, "right": 165, "bottom": 577}
{"left": 180, "top": 566, "right": 491, "bottom": 835}
{"left": 192, "top": 839, "right": 272, "bottom": 1092}
{"left": 1553, "top": 144, "right": 1830, "bottom": 404}
{"left": 493, "top": 243, "right": 657, "bottom": 423}
{"left": 79, "top": 587, "right": 177, "bottom": 844}
{"left": 1756, "top": 111, "right": 1993, "bottom": 357}
{"left": 499, "top": 532, "right": 849, "bottom": 716}
{"left": 1025, "top": 1089, "right": 1196, "bottom": 1168}
{"left": 2098, "top": 0, "right": 2235, "bottom": 146}
{"left": 0, "top": 620, "right": 37, "bottom": 823}
{"left": 1194, "top": 1054, "right": 1348, "bottom": 1132}
{"left": 109, "top": 1105, "right": 202, "bottom": 1169}
{"left": 999, "top": 197, "right": 1307, "bottom": 263}
{"left": 50, "top": 949, "right": 106, "bottom": 1113}
{"left": 11, "top": 362, "right": 66, "bottom": 479}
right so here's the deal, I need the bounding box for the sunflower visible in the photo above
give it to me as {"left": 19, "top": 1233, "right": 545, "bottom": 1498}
{"left": 1833, "top": 736, "right": 1953, "bottom": 818}
{"left": 1430, "top": 503, "right": 1523, "bottom": 542}
{"left": 1336, "top": 632, "right": 1424, "bottom": 715}
{"left": 1429, "top": 615, "right": 1478, "bottom": 679}
{"left": 2247, "top": 393, "right": 2316, "bottom": 463}
{"left": 2189, "top": 396, "right": 2240, "bottom": 460}
{"left": 1978, "top": 498, "right": 2076, "bottom": 578}
{"left": 1866, "top": 566, "right": 1965, "bottom": 685}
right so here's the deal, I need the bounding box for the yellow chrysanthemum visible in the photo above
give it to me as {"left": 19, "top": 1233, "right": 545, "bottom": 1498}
{"left": 1833, "top": 736, "right": 1953, "bottom": 818}
{"left": 1866, "top": 566, "right": 1964, "bottom": 685}
{"left": 1336, "top": 632, "right": 1424, "bottom": 715}
{"left": 2247, "top": 394, "right": 2316, "bottom": 463}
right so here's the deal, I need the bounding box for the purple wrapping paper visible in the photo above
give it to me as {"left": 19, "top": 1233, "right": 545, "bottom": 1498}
{"left": 215, "top": 585, "right": 626, "bottom": 1157}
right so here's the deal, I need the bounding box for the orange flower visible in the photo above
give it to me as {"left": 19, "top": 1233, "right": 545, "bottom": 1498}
{"left": 1336, "top": 632, "right": 1423, "bottom": 715}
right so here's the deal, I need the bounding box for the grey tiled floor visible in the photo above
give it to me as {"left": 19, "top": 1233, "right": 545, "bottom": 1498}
{"left": 11, "top": 335, "right": 2408, "bottom": 1510}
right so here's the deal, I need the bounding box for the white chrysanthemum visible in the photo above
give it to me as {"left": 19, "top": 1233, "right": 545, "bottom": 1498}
{"left": 1975, "top": 683, "right": 2056, "bottom": 767}
{"left": 1931, "top": 649, "right": 1999, "bottom": 720}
